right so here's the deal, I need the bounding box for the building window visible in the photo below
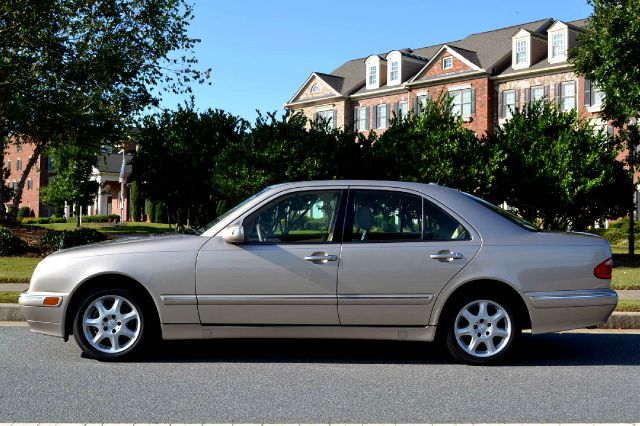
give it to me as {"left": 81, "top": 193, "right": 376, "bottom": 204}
{"left": 442, "top": 56, "right": 453, "bottom": 70}
{"left": 355, "top": 107, "right": 367, "bottom": 131}
{"left": 398, "top": 100, "right": 409, "bottom": 119}
{"left": 47, "top": 156, "right": 55, "bottom": 172}
{"left": 552, "top": 32, "right": 565, "bottom": 59}
{"left": 16, "top": 158, "right": 22, "bottom": 171}
{"left": 592, "top": 85, "right": 605, "bottom": 106}
{"left": 6, "top": 160, "right": 10, "bottom": 172}
{"left": 315, "top": 110, "right": 334, "bottom": 129}
{"left": 531, "top": 85, "right": 545, "bottom": 102}
{"left": 390, "top": 61, "right": 399, "bottom": 82}
{"left": 449, "top": 88, "right": 474, "bottom": 117}
{"left": 503, "top": 90, "right": 516, "bottom": 118}
{"left": 560, "top": 81, "right": 576, "bottom": 111}
{"left": 416, "top": 94, "right": 431, "bottom": 112}
{"left": 376, "top": 104, "right": 388, "bottom": 129}
{"left": 515, "top": 39, "right": 527, "bottom": 64}
{"left": 368, "top": 66, "right": 377, "bottom": 86}
{"left": 27, "top": 179, "right": 33, "bottom": 190}
{"left": 16, "top": 145, "right": 22, "bottom": 152}
{"left": 310, "top": 83, "right": 321, "bottom": 94}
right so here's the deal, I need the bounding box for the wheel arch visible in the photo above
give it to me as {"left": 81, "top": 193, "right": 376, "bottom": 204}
{"left": 63, "top": 273, "right": 161, "bottom": 340}
{"left": 430, "top": 278, "right": 532, "bottom": 331}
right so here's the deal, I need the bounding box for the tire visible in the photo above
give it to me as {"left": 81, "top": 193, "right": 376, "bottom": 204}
{"left": 72, "top": 288, "right": 152, "bottom": 361}
{"left": 443, "top": 292, "right": 520, "bottom": 365}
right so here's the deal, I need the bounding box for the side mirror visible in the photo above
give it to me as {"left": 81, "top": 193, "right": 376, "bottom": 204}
{"left": 220, "top": 224, "right": 244, "bottom": 243}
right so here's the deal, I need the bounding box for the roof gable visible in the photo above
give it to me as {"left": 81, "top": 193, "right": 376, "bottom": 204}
{"left": 288, "top": 72, "right": 342, "bottom": 104}
{"left": 410, "top": 45, "right": 482, "bottom": 82}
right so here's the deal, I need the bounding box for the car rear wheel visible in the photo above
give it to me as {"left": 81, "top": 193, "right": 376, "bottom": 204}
{"left": 72, "top": 288, "right": 149, "bottom": 360}
{"left": 444, "top": 294, "right": 520, "bottom": 365}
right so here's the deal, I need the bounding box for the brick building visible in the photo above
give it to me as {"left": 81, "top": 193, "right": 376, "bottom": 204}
{"left": 285, "top": 18, "right": 609, "bottom": 137}
{"left": 2, "top": 143, "right": 132, "bottom": 219}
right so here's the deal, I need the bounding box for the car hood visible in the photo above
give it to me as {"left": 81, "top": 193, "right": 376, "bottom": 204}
{"left": 47, "top": 233, "right": 210, "bottom": 258}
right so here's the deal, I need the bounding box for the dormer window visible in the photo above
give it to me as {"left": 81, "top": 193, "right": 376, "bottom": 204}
{"left": 443, "top": 56, "right": 453, "bottom": 70}
{"left": 551, "top": 32, "right": 565, "bottom": 59}
{"left": 369, "top": 66, "right": 377, "bottom": 85}
{"left": 516, "top": 39, "right": 527, "bottom": 64}
{"left": 390, "top": 61, "right": 399, "bottom": 82}
{"left": 310, "top": 83, "right": 321, "bottom": 94}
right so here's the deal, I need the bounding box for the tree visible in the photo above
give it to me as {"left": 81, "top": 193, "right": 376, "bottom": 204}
{"left": 0, "top": 0, "right": 209, "bottom": 223}
{"left": 571, "top": 0, "right": 640, "bottom": 251}
{"left": 39, "top": 144, "right": 99, "bottom": 227}
{"left": 372, "top": 96, "right": 491, "bottom": 193}
{"left": 487, "top": 101, "right": 631, "bottom": 231}
{"left": 130, "top": 105, "right": 248, "bottom": 229}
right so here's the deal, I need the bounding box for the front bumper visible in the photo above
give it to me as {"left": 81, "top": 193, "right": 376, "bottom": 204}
{"left": 18, "top": 291, "right": 69, "bottom": 338}
{"left": 525, "top": 289, "right": 618, "bottom": 334}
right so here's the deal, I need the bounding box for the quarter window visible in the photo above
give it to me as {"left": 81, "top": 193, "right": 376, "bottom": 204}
{"left": 243, "top": 190, "right": 342, "bottom": 244}
{"left": 423, "top": 199, "right": 470, "bottom": 240}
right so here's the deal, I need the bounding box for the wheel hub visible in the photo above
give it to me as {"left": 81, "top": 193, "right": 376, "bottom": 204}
{"left": 453, "top": 299, "right": 512, "bottom": 358}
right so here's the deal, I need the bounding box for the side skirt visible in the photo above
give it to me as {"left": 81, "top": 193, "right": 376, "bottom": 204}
{"left": 161, "top": 324, "right": 437, "bottom": 342}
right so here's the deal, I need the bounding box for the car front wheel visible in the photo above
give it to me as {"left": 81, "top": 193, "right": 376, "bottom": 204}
{"left": 72, "top": 289, "right": 148, "bottom": 360}
{"left": 445, "top": 295, "right": 520, "bottom": 364}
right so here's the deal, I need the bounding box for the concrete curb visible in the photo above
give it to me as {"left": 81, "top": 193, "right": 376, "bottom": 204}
{"left": 1, "top": 303, "right": 639, "bottom": 329}
{"left": 0, "top": 303, "right": 25, "bottom": 322}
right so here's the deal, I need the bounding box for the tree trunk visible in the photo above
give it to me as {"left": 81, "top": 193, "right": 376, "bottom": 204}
{"left": 630, "top": 203, "right": 635, "bottom": 256}
{"left": 9, "top": 143, "right": 45, "bottom": 222}
{"left": 76, "top": 204, "right": 81, "bottom": 228}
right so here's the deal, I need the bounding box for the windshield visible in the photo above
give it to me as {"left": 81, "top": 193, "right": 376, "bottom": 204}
{"left": 464, "top": 193, "right": 540, "bottom": 232}
{"left": 196, "top": 186, "right": 275, "bottom": 234}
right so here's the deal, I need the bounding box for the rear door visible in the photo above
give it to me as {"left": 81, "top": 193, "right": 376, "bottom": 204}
{"left": 337, "top": 188, "right": 481, "bottom": 326}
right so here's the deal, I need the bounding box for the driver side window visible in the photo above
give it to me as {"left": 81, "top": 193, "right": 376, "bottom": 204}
{"left": 243, "top": 190, "right": 342, "bottom": 243}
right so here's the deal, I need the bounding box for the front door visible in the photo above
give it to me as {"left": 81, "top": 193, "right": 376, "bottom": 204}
{"left": 196, "top": 189, "right": 345, "bottom": 325}
{"left": 337, "top": 189, "right": 481, "bottom": 326}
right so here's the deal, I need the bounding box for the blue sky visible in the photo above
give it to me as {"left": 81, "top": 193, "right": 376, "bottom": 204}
{"left": 158, "top": 0, "right": 593, "bottom": 123}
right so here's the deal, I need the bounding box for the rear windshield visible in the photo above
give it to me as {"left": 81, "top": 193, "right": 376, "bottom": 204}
{"left": 464, "top": 193, "right": 540, "bottom": 232}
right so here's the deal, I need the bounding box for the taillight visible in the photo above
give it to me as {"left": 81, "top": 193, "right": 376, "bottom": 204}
{"left": 594, "top": 257, "right": 613, "bottom": 279}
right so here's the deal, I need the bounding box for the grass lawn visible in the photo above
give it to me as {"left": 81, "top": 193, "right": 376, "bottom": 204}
{"left": 29, "top": 221, "right": 173, "bottom": 234}
{"left": 612, "top": 267, "right": 640, "bottom": 290}
{"left": 0, "top": 291, "right": 21, "bottom": 303}
{"left": 0, "top": 257, "right": 40, "bottom": 283}
{"left": 616, "top": 299, "right": 640, "bottom": 312}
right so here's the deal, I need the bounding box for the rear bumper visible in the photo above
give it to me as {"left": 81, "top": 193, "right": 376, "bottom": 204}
{"left": 18, "top": 291, "right": 68, "bottom": 338}
{"left": 526, "top": 289, "right": 617, "bottom": 334}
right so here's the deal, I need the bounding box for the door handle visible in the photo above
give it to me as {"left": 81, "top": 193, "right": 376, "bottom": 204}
{"left": 304, "top": 253, "right": 338, "bottom": 263}
{"left": 430, "top": 251, "right": 464, "bottom": 262}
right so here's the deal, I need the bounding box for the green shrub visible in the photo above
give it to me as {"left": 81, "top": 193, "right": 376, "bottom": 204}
{"left": 0, "top": 227, "right": 28, "bottom": 256}
{"left": 148, "top": 201, "right": 157, "bottom": 223}
{"left": 155, "top": 202, "right": 167, "bottom": 224}
{"left": 17, "top": 207, "right": 33, "bottom": 218}
{"left": 64, "top": 214, "right": 120, "bottom": 224}
{"left": 20, "top": 217, "right": 50, "bottom": 224}
{"left": 41, "top": 228, "right": 107, "bottom": 251}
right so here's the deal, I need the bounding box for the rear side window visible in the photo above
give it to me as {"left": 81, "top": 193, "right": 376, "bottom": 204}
{"left": 346, "top": 190, "right": 470, "bottom": 242}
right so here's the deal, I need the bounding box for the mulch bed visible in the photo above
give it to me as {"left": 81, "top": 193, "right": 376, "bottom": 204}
{"left": 613, "top": 253, "right": 640, "bottom": 267}
{"left": 9, "top": 225, "right": 51, "bottom": 257}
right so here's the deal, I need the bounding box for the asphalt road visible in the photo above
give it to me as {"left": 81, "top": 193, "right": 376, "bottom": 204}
{"left": 1, "top": 325, "right": 640, "bottom": 423}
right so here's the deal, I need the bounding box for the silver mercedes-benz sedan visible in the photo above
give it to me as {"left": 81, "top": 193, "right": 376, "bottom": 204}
{"left": 19, "top": 180, "right": 616, "bottom": 364}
